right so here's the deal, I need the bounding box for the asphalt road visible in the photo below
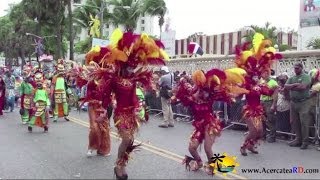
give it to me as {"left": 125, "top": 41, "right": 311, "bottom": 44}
{"left": 0, "top": 109, "right": 319, "bottom": 179}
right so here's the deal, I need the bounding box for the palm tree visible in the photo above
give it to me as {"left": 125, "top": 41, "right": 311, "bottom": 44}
{"left": 143, "top": 0, "right": 167, "bottom": 38}
{"left": 307, "top": 38, "right": 320, "bottom": 49}
{"left": 108, "top": 0, "right": 143, "bottom": 32}
{"left": 243, "top": 22, "right": 278, "bottom": 45}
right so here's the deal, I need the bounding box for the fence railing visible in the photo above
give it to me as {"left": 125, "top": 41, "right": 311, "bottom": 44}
{"left": 166, "top": 50, "right": 320, "bottom": 77}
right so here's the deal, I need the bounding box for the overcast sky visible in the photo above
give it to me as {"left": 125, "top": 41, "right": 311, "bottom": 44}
{"left": 1, "top": 0, "right": 300, "bottom": 39}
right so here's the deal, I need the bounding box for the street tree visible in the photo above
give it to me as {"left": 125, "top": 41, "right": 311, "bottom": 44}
{"left": 307, "top": 38, "right": 320, "bottom": 49}
{"left": 243, "top": 22, "right": 278, "bottom": 45}
{"left": 143, "top": 0, "right": 167, "bottom": 37}
{"left": 108, "top": 0, "right": 143, "bottom": 32}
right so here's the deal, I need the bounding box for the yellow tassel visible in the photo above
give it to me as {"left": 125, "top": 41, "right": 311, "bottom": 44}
{"left": 110, "top": 28, "right": 123, "bottom": 46}
{"left": 252, "top": 33, "right": 265, "bottom": 53}
{"left": 160, "top": 49, "right": 170, "bottom": 60}
{"left": 225, "top": 68, "right": 247, "bottom": 75}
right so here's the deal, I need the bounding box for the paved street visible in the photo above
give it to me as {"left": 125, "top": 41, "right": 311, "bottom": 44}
{"left": 0, "top": 109, "right": 319, "bottom": 179}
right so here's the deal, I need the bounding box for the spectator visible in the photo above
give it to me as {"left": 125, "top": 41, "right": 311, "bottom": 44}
{"left": 158, "top": 66, "right": 174, "bottom": 128}
{"left": 0, "top": 76, "right": 5, "bottom": 115}
{"left": 4, "top": 71, "right": 15, "bottom": 112}
{"left": 309, "top": 69, "right": 320, "bottom": 146}
{"left": 285, "top": 63, "right": 312, "bottom": 149}
{"left": 272, "top": 74, "right": 291, "bottom": 140}
{"left": 14, "top": 76, "right": 22, "bottom": 108}
{"left": 261, "top": 69, "right": 278, "bottom": 143}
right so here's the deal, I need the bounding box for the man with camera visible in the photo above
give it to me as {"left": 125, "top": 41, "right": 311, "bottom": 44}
{"left": 158, "top": 66, "right": 174, "bottom": 128}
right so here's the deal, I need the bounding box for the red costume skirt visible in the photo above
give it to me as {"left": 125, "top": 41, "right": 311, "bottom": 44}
{"left": 243, "top": 104, "right": 264, "bottom": 129}
{"left": 114, "top": 107, "right": 138, "bottom": 138}
{"left": 190, "top": 114, "right": 222, "bottom": 144}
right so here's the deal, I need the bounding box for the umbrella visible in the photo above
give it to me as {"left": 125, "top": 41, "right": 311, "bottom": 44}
{"left": 188, "top": 42, "right": 204, "bottom": 56}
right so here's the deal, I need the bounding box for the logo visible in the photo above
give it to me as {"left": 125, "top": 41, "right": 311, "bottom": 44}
{"left": 209, "top": 153, "right": 240, "bottom": 176}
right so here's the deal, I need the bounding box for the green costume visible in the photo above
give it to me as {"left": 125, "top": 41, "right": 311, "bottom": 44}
{"left": 29, "top": 89, "right": 50, "bottom": 128}
{"left": 52, "top": 75, "right": 69, "bottom": 121}
{"left": 136, "top": 87, "right": 146, "bottom": 121}
{"left": 20, "top": 81, "right": 34, "bottom": 123}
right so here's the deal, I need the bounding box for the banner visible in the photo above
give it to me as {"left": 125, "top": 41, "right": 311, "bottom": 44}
{"left": 300, "top": 0, "right": 320, "bottom": 27}
{"left": 161, "top": 30, "right": 176, "bottom": 57}
{"left": 92, "top": 38, "right": 109, "bottom": 47}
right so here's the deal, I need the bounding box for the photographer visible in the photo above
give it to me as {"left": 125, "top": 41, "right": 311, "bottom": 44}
{"left": 158, "top": 66, "right": 174, "bottom": 128}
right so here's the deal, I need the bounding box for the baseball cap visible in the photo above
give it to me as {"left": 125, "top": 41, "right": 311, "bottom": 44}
{"left": 160, "top": 66, "right": 169, "bottom": 73}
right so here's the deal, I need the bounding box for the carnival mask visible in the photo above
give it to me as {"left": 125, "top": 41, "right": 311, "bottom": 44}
{"left": 57, "top": 64, "right": 65, "bottom": 73}
{"left": 34, "top": 72, "right": 44, "bottom": 87}
{"left": 252, "top": 76, "right": 259, "bottom": 83}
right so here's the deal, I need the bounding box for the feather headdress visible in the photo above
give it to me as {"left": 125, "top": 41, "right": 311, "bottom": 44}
{"left": 85, "top": 28, "right": 169, "bottom": 69}
{"left": 235, "top": 33, "right": 282, "bottom": 77}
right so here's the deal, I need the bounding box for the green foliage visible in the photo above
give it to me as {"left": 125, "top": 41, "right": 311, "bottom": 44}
{"left": 75, "top": 37, "right": 92, "bottom": 54}
{"left": 243, "top": 22, "right": 278, "bottom": 45}
{"left": 279, "top": 44, "right": 290, "bottom": 52}
{"left": 108, "top": 0, "right": 143, "bottom": 32}
{"left": 143, "top": 0, "right": 167, "bottom": 32}
{"left": 307, "top": 38, "right": 320, "bottom": 49}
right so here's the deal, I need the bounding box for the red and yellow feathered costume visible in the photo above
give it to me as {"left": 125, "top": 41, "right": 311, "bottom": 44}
{"left": 175, "top": 68, "right": 247, "bottom": 173}
{"left": 235, "top": 33, "right": 282, "bottom": 155}
{"left": 69, "top": 29, "right": 168, "bottom": 178}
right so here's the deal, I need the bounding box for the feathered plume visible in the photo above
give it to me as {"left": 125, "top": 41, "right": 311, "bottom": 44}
{"left": 117, "top": 141, "right": 142, "bottom": 166}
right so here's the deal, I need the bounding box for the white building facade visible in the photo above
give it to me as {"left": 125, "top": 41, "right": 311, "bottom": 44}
{"left": 174, "top": 30, "right": 298, "bottom": 57}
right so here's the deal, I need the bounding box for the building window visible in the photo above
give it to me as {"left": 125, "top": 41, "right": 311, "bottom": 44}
{"left": 141, "top": 19, "right": 145, "bottom": 24}
{"left": 73, "top": 0, "right": 81, "bottom": 4}
{"left": 229, "top": 32, "right": 233, "bottom": 54}
{"left": 288, "top": 33, "right": 292, "bottom": 47}
{"left": 221, "top": 34, "right": 225, "bottom": 54}
{"left": 181, "top": 40, "right": 184, "bottom": 54}
{"left": 206, "top": 36, "right": 210, "bottom": 54}
{"left": 213, "top": 35, "right": 217, "bottom": 54}
{"left": 175, "top": 40, "right": 179, "bottom": 55}
{"left": 278, "top": 32, "right": 283, "bottom": 44}
{"left": 237, "top": 31, "right": 242, "bottom": 45}
{"left": 141, "top": 27, "right": 145, "bottom": 31}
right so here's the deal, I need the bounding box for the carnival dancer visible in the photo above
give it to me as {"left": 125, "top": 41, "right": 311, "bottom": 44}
{"left": 51, "top": 59, "right": 70, "bottom": 122}
{"left": 20, "top": 65, "right": 35, "bottom": 124}
{"left": 234, "top": 33, "right": 282, "bottom": 156}
{"left": 174, "top": 68, "right": 247, "bottom": 174}
{"left": 86, "top": 80, "right": 111, "bottom": 157}
{"left": 71, "top": 29, "right": 168, "bottom": 179}
{"left": 28, "top": 70, "right": 50, "bottom": 132}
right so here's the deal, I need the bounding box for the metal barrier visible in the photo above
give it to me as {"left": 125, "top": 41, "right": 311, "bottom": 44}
{"left": 149, "top": 96, "right": 319, "bottom": 141}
